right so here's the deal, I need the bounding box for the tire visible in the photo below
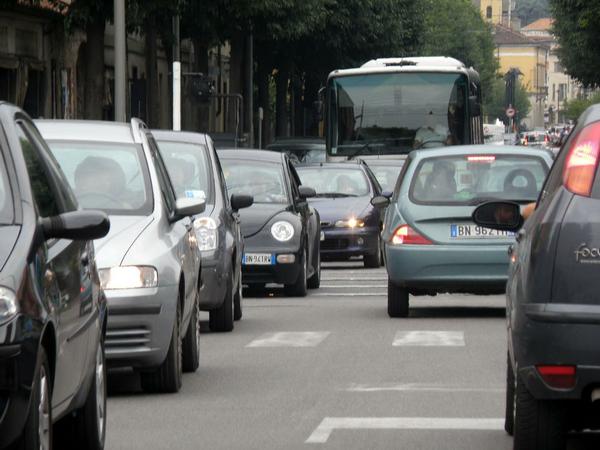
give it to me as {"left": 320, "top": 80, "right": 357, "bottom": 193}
{"left": 17, "top": 347, "right": 52, "bottom": 450}
{"left": 505, "top": 353, "right": 515, "bottom": 436}
{"left": 140, "top": 299, "right": 182, "bottom": 393}
{"left": 364, "top": 238, "right": 382, "bottom": 268}
{"left": 182, "top": 296, "right": 200, "bottom": 372}
{"left": 209, "top": 277, "right": 234, "bottom": 332}
{"left": 307, "top": 249, "right": 321, "bottom": 289}
{"left": 388, "top": 280, "right": 409, "bottom": 318}
{"left": 284, "top": 249, "right": 308, "bottom": 297}
{"left": 513, "top": 373, "right": 567, "bottom": 450}
{"left": 234, "top": 276, "right": 243, "bottom": 321}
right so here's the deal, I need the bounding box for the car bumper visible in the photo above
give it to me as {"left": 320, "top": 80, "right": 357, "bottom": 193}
{"left": 320, "top": 226, "right": 379, "bottom": 260}
{"left": 105, "top": 285, "right": 178, "bottom": 369}
{"left": 385, "top": 242, "right": 509, "bottom": 293}
{"left": 512, "top": 302, "right": 600, "bottom": 401}
{"left": 242, "top": 243, "right": 302, "bottom": 286}
{"left": 198, "top": 252, "right": 229, "bottom": 311}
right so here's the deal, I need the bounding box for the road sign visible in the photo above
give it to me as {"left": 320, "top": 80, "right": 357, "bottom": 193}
{"left": 506, "top": 107, "right": 516, "bottom": 118}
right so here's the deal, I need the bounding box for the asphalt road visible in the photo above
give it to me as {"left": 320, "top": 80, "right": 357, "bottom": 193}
{"left": 105, "top": 262, "right": 600, "bottom": 450}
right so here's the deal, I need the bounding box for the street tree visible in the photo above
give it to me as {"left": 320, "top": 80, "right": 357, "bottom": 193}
{"left": 563, "top": 92, "right": 600, "bottom": 121}
{"left": 484, "top": 77, "right": 531, "bottom": 125}
{"left": 515, "top": 0, "right": 550, "bottom": 26}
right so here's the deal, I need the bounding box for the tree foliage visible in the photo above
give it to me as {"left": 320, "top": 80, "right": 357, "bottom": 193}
{"left": 515, "top": 0, "right": 549, "bottom": 26}
{"left": 484, "top": 77, "right": 531, "bottom": 124}
{"left": 563, "top": 91, "right": 600, "bottom": 120}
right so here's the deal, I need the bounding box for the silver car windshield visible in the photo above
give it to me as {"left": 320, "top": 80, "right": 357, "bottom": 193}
{"left": 47, "top": 141, "right": 153, "bottom": 215}
{"left": 410, "top": 155, "right": 548, "bottom": 205}
{"left": 221, "top": 160, "right": 289, "bottom": 204}
{"left": 297, "top": 168, "right": 370, "bottom": 197}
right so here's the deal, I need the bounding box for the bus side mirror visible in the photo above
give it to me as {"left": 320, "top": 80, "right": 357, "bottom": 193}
{"left": 469, "top": 95, "right": 481, "bottom": 117}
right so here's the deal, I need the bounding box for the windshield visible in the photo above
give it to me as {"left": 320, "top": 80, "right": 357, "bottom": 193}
{"left": 0, "top": 151, "right": 13, "bottom": 224}
{"left": 329, "top": 72, "right": 469, "bottom": 157}
{"left": 220, "top": 159, "right": 289, "bottom": 204}
{"left": 367, "top": 164, "right": 404, "bottom": 192}
{"left": 297, "top": 167, "right": 370, "bottom": 197}
{"left": 409, "top": 154, "right": 548, "bottom": 205}
{"left": 48, "top": 141, "right": 153, "bottom": 215}
{"left": 267, "top": 145, "right": 326, "bottom": 164}
{"left": 156, "top": 141, "right": 213, "bottom": 203}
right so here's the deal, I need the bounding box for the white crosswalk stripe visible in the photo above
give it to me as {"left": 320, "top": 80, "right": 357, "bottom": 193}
{"left": 246, "top": 331, "right": 330, "bottom": 348}
{"left": 393, "top": 331, "right": 465, "bottom": 347}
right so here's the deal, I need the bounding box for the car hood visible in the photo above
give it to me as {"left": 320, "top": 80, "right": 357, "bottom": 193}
{"left": 238, "top": 203, "right": 290, "bottom": 238}
{"left": 308, "top": 196, "right": 371, "bottom": 224}
{"left": 94, "top": 215, "right": 154, "bottom": 268}
{"left": 0, "top": 225, "right": 20, "bottom": 272}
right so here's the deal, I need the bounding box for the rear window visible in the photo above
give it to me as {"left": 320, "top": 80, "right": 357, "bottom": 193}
{"left": 409, "top": 154, "right": 548, "bottom": 205}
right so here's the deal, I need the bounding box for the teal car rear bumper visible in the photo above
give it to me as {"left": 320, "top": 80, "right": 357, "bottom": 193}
{"left": 385, "top": 243, "right": 510, "bottom": 294}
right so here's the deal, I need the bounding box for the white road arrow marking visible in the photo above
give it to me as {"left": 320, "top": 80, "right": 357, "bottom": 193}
{"left": 393, "top": 331, "right": 465, "bottom": 347}
{"left": 246, "top": 332, "right": 330, "bottom": 348}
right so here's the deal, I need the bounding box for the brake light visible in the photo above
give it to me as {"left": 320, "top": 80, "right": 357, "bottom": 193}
{"left": 563, "top": 122, "right": 600, "bottom": 196}
{"left": 468, "top": 155, "right": 496, "bottom": 162}
{"left": 536, "top": 365, "right": 576, "bottom": 389}
{"left": 391, "top": 225, "right": 432, "bottom": 245}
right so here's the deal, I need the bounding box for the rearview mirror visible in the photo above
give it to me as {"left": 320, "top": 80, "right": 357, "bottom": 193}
{"left": 40, "top": 210, "right": 110, "bottom": 241}
{"left": 299, "top": 186, "right": 316, "bottom": 199}
{"left": 472, "top": 201, "right": 523, "bottom": 232}
{"left": 370, "top": 195, "right": 390, "bottom": 209}
{"left": 231, "top": 194, "right": 253, "bottom": 211}
{"left": 174, "top": 198, "right": 205, "bottom": 220}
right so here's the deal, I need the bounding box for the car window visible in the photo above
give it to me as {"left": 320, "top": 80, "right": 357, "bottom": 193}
{"left": 147, "top": 136, "right": 177, "bottom": 214}
{"left": 296, "top": 167, "right": 370, "bottom": 197}
{"left": 17, "top": 124, "right": 60, "bottom": 218}
{"left": 0, "top": 135, "right": 13, "bottom": 224}
{"left": 47, "top": 140, "right": 153, "bottom": 215}
{"left": 409, "top": 154, "right": 548, "bottom": 205}
{"left": 220, "top": 159, "right": 289, "bottom": 204}
{"left": 538, "top": 137, "right": 571, "bottom": 204}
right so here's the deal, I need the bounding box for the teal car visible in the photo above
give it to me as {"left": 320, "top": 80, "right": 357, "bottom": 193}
{"left": 373, "top": 146, "right": 554, "bottom": 317}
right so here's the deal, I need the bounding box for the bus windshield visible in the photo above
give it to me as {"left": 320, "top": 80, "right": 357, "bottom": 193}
{"left": 329, "top": 72, "right": 470, "bottom": 157}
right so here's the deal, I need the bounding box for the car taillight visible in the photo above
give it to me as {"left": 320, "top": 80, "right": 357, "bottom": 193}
{"left": 536, "top": 365, "right": 576, "bottom": 389}
{"left": 391, "top": 225, "right": 432, "bottom": 245}
{"left": 563, "top": 122, "right": 600, "bottom": 197}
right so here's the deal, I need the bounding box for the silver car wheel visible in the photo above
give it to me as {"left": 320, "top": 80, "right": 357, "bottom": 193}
{"left": 95, "top": 344, "right": 106, "bottom": 442}
{"left": 39, "top": 367, "right": 51, "bottom": 450}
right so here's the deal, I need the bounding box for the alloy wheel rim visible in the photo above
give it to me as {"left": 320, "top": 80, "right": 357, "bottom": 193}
{"left": 96, "top": 345, "right": 106, "bottom": 441}
{"left": 39, "top": 367, "right": 50, "bottom": 450}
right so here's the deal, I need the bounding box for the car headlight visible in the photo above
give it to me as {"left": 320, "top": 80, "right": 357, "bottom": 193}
{"left": 194, "top": 217, "right": 218, "bottom": 251}
{"left": 0, "top": 287, "right": 17, "bottom": 323}
{"left": 271, "top": 221, "right": 294, "bottom": 242}
{"left": 98, "top": 266, "right": 158, "bottom": 290}
{"left": 335, "top": 217, "right": 365, "bottom": 228}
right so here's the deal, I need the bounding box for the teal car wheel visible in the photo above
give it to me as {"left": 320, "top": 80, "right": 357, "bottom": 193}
{"left": 388, "top": 280, "right": 409, "bottom": 317}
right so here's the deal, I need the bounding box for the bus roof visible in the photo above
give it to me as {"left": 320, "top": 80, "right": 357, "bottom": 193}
{"left": 328, "top": 57, "right": 471, "bottom": 79}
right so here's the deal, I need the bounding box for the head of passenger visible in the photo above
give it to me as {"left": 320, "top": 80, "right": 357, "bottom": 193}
{"left": 74, "top": 156, "right": 126, "bottom": 198}
{"left": 429, "top": 161, "right": 456, "bottom": 198}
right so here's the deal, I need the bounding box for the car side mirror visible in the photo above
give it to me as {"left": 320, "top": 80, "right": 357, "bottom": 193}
{"left": 472, "top": 201, "right": 523, "bottom": 232}
{"left": 173, "top": 198, "right": 205, "bottom": 221}
{"left": 40, "top": 210, "right": 110, "bottom": 241}
{"left": 371, "top": 195, "right": 390, "bottom": 209}
{"left": 299, "top": 186, "right": 316, "bottom": 199}
{"left": 231, "top": 194, "right": 253, "bottom": 211}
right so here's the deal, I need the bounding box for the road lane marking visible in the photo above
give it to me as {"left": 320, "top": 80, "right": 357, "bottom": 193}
{"left": 246, "top": 332, "right": 330, "bottom": 348}
{"left": 393, "top": 331, "right": 465, "bottom": 347}
{"left": 313, "top": 293, "right": 385, "bottom": 297}
{"left": 305, "top": 417, "right": 504, "bottom": 443}
{"left": 345, "top": 383, "right": 503, "bottom": 393}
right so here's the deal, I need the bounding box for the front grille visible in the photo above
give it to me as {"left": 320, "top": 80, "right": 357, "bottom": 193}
{"left": 106, "top": 327, "right": 151, "bottom": 349}
{"left": 321, "top": 238, "right": 349, "bottom": 251}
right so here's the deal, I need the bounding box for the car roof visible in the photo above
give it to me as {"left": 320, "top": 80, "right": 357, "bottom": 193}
{"left": 217, "top": 148, "right": 284, "bottom": 162}
{"left": 35, "top": 119, "right": 138, "bottom": 144}
{"left": 296, "top": 161, "right": 364, "bottom": 170}
{"left": 359, "top": 158, "right": 405, "bottom": 166}
{"left": 409, "top": 145, "right": 553, "bottom": 161}
{"left": 151, "top": 129, "right": 209, "bottom": 145}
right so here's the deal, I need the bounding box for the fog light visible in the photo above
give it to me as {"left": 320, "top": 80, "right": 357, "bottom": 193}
{"left": 357, "top": 237, "right": 365, "bottom": 246}
{"left": 277, "top": 254, "right": 296, "bottom": 264}
{"left": 536, "top": 365, "right": 576, "bottom": 389}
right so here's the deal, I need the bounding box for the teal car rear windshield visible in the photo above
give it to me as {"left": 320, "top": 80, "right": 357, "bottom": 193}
{"left": 409, "top": 154, "right": 548, "bottom": 205}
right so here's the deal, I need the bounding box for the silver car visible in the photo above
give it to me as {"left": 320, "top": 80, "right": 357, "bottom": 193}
{"left": 36, "top": 119, "right": 204, "bottom": 393}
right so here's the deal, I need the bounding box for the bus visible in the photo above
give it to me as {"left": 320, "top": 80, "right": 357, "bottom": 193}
{"left": 324, "top": 57, "right": 484, "bottom": 161}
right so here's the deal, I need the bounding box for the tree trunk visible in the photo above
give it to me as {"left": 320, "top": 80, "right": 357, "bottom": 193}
{"left": 293, "top": 73, "right": 304, "bottom": 136}
{"left": 275, "top": 64, "right": 290, "bottom": 138}
{"left": 227, "top": 33, "right": 244, "bottom": 136}
{"left": 83, "top": 15, "right": 105, "bottom": 120}
{"left": 144, "top": 16, "right": 160, "bottom": 128}
{"left": 193, "top": 38, "right": 210, "bottom": 132}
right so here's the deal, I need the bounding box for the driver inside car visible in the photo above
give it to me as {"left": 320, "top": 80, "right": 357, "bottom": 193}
{"left": 413, "top": 111, "right": 452, "bottom": 149}
{"left": 74, "top": 156, "right": 127, "bottom": 208}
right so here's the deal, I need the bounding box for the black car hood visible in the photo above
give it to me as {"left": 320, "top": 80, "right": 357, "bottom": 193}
{"left": 238, "top": 203, "right": 289, "bottom": 238}
{"left": 0, "top": 225, "right": 20, "bottom": 272}
{"left": 308, "top": 196, "right": 371, "bottom": 224}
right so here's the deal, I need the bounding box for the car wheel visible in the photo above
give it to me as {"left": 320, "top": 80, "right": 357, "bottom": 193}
{"left": 18, "top": 347, "right": 52, "bottom": 450}
{"left": 388, "top": 280, "right": 409, "bottom": 317}
{"left": 182, "top": 295, "right": 201, "bottom": 372}
{"left": 307, "top": 249, "right": 321, "bottom": 289}
{"left": 209, "top": 277, "right": 234, "bottom": 332}
{"left": 234, "top": 276, "right": 243, "bottom": 321}
{"left": 364, "top": 238, "right": 382, "bottom": 268}
{"left": 140, "top": 298, "right": 182, "bottom": 393}
{"left": 513, "top": 373, "right": 567, "bottom": 450}
{"left": 285, "top": 248, "right": 308, "bottom": 297}
{"left": 505, "top": 353, "right": 515, "bottom": 436}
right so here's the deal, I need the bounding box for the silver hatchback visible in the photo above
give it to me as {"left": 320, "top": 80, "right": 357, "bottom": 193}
{"left": 36, "top": 119, "right": 204, "bottom": 393}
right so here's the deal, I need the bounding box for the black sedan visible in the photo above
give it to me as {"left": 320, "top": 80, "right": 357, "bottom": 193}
{"left": 218, "top": 149, "right": 321, "bottom": 296}
{"left": 153, "top": 130, "right": 253, "bottom": 332}
{"left": 0, "top": 103, "right": 110, "bottom": 449}
{"left": 296, "top": 161, "right": 384, "bottom": 267}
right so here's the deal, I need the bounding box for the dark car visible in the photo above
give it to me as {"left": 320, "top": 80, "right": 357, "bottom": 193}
{"left": 296, "top": 161, "right": 384, "bottom": 267}
{"left": 473, "top": 104, "right": 600, "bottom": 449}
{"left": 359, "top": 157, "right": 405, "bottom": 193}
{"left": 218, "top": 149, "right": 321, "bottom": 296}
{"left": 0, "top": 103, "right": 110, "bottom": 449}
{"left": 266, "top": 137, "right": 326, "bottom": 164}
{"left": 153, "top": 130, "right": 253, "bottom": 332}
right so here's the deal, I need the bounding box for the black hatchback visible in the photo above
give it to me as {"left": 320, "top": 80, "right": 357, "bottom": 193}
{"left": 474, "top": 104, "right": 600, "bottom": 449}
{"left": 0, "top": 104, "right": 110, "bottom": 450}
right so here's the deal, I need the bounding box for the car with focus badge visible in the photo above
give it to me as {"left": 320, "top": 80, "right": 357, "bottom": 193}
{"left": 153, "top": 130, "right": 253, "bottom": 332}
{"left": 372, "top": 145, "right": 553, "bottom": 317}
{"left": 37, "top": 119, "right": 204, "bottom": 393}
{"left": 296, "top": 161, "right": 385, "bottom": 267}
{"left": 0, "top": 103, "right": 110, "bottom": 450}
{"left": 218, "top": 149, "right": 321, "bottom": 296}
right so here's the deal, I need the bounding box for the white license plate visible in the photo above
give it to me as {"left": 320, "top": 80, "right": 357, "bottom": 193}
{"left": 450, "top": 224, "right": 515, "bottom": 239}
{"left": 243, "top": 253, "right": 274, "bottom": 265}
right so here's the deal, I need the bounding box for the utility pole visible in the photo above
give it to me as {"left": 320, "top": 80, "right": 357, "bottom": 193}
{"left": 172, "top": 15, "right": 181, "bottom": 131}
{"left": 245, "top": 33, "right": 254, "bottom": 146}
{"left": 114, "top": 0, "right": 126, "bottom": 122}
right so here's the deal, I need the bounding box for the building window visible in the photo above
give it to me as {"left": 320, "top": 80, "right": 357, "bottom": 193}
{"left": 486, "top": 6, "right": 492, "bottom": 19}
{"left": 552, "top": 84, "right": 555, "bottom": 101}
{"left": 554, "top": 62, "right": 563, "bottom": 73}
